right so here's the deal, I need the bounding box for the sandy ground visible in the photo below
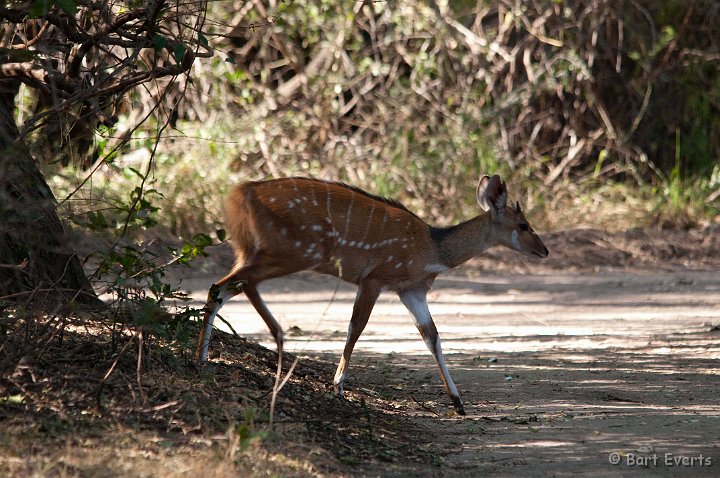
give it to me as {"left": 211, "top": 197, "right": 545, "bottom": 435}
{"left": 182, "top": 258, "right": 720, "bottom": 476}
{"left": 4, "top": 228, "right": 719, "bottom": 477}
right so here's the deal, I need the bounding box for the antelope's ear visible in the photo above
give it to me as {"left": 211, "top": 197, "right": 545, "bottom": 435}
{"left": 476, "top": 175, "right": 507, "bottom": 217}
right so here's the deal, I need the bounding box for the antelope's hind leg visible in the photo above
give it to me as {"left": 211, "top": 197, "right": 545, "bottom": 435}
{"left": 196, "top": 257, "right": 296, "bottom": 363}
{"left": 196, "top": 273, "right": 243, "bottom": 362}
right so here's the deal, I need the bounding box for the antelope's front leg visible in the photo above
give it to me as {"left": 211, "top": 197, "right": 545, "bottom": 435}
{"left": 333, "top": 282, "right": 381, "bottom": 397}
{"left": 399, "top": 289, "right": 465, "bottom": 415}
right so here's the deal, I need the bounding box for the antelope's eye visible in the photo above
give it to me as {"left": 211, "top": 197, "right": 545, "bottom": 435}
{"left": 518, "top": 223, "right": 529, "bottom": 232}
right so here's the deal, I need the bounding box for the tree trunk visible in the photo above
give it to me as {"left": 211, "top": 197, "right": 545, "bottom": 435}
{"left": 0, "top": 85, "right": 101, "bottom": 308}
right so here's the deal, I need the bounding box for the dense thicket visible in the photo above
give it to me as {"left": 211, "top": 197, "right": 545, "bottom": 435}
{"left": 4, "top": 0, "right": 719, "bottom": 231}
{"left": 0, "top": 0, "right": 210, "bottom": 300}
{"left": 199, "top": 0, "right": 719, "bottom": 185}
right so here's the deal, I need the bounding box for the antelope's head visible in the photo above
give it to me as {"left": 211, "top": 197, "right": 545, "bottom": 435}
{"left": 476, "top": 175, "right": 549, "bottom": 259}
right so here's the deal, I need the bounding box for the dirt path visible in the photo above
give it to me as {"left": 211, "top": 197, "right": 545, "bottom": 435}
{"left": 184, "top": 266, "right": 720, "bottom": 477}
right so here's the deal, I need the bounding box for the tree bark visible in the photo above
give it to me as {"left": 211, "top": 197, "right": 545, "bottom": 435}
{"left": 0, "top": 84, "right": 101, "bottom": 308}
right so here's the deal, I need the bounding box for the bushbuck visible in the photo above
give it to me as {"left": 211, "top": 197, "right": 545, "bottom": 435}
{"left": 196, "top": 175, "right": 548, "bottom": 415}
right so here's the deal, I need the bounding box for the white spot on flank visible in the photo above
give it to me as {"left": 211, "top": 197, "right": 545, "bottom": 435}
{"left": 402, "top": 244, "right": 408, "bottom": 249}
{"left": 395, "top": 262, "right": 403, "bottom": 269}
{"left": 424, "top": 263, "right": 449, "bottom": 273}
{"left": 386, "top": 255, "right": 393, "bottom": 262}
{"left": 300, "top": 225, "right": 306, "bottom": 230}
{"left": 313, "top": 252, "right": 322, "bottom": 260}
{"left": 294, "top": 241, "right": 302, "bottom": 248}
{"left": 287, "top": 201, "right": 295, "bottom": 208}
{"left": 312, "top": 225, "right": 323, "bottom": 231}
{"left": 349, "top": 241, "right": 356, "bottom": 247}
{"left": 280, "top": 228, "right": 287, "bottom": 235}
{"left": 269, "top": 197, "right": 277, "bottom": 203}
{"left": 363, "top": 244, "right": 370, "bottom": 250}
{"left": 294, "top": 198, "right": 302, "bottom": 204}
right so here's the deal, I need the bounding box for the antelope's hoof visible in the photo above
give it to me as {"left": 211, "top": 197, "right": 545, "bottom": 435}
{"left": 452, "top": 397, "right": 466, "bottom": 416}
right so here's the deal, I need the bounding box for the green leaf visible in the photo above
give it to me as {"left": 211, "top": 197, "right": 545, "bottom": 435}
{"left": 193, "top": 233, "right": 212, "bottom": 248}
{"left": 28, "top": 0, "right": 53, "bottom": 17}
{"left": 1, "top": 395, "right": 25, "bottom": 405}
{"left": 153, "top": 34, "right": 167, "bottom": 52}
{"left": 55, "top": 0, "right": 77, "bottom": 14}
{"left": 174, "top": 43, "right": 186, "bottom": 63}
{"left": 198, "top": 32, "right": 209, "bottom": 48}
{"left": 127, "top": 167, "right": 144, "bottom": 179}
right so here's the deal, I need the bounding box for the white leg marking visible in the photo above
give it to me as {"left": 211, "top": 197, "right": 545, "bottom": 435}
{"left": 431, "top": 336, "right": 460, "bottom": 397}
{"left": 399, "top": 289, "right": 460, "bottom": 398}
{"left": 200, "top": 308, "right": 217, "bottom": 362}
{"left": 201, "top": 290, "right": 233, "bottom": 361}
{"left": 399, "top": 290, "right": 431, "bottom": 327}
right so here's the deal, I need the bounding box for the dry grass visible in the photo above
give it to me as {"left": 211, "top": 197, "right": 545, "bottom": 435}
{"left": 0, "top": 318, "right": 433, "bottom": 478}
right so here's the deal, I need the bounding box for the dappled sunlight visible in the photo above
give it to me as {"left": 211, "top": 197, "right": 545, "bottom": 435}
{"left": 489, "top": 440, "right": 577, "bottom": 448}
{"left": 184, "top": 270, "right": 720, "bottom": 475}
{"left": 187, "top": 271, "right": 720, "bottom": 358}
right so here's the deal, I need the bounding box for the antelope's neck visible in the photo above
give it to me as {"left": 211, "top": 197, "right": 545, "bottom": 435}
{"left": 430, "top": 213, "right": 495, "bottom": 269}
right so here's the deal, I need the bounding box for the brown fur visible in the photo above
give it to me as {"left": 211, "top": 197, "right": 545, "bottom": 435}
{"left": 197, "top": 175, "right": 548, "bottom": 415}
